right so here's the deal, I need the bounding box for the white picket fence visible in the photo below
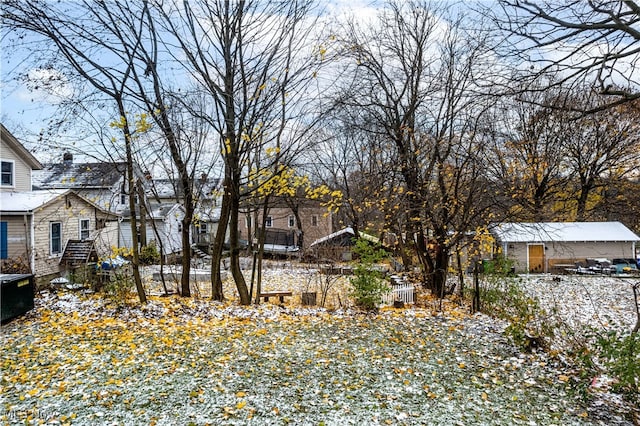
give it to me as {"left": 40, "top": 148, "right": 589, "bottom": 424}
{"left": 382, "top": 283, "right": 415, "bottom": 305}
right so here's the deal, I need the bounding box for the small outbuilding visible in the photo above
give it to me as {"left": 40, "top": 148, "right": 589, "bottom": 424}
{"left": 491, "top": 221, "right": 639, "bottom": 273}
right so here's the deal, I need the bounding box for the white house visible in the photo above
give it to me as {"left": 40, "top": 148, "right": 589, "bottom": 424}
{"left": 491, "top": 222, "right": 640, "bottom": 273}
{"left": 119, "top": 203, "right": 185, "bottom": 258}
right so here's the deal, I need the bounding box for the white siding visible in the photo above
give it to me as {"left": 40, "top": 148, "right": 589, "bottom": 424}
{"left": 0, "top": 139, "right": 34, "bottom": 192}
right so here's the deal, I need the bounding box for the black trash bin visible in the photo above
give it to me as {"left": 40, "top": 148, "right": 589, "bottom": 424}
{"left": 1, "top": 274, "right": 35, "bottom": 323}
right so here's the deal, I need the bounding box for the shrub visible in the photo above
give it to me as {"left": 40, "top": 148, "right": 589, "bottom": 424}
{"left": 594, "top": 331, "right": 639, "bottom": 398}
{"left": 103, "top": 267, "right": 135, "bottom": 307}
{"left": 139, "top": 243, "right": 160, "bottom": 265}
{"left": 477, "top": 276, "right": 554, "bottom": 351}
{"left": 349, "top": 238, "right": 390, "bottom": 311}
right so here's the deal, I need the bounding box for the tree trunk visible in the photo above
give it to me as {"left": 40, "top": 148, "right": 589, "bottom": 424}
{"left": 210, "top": 176, "right": 231, "bottom": 301}
{"left": 456, "top": 249, "right": 464, "bottom": 300}
{"left": 229, "top": 187, "right": 250, "bottom": 305}
{"left": 118, "top": 100, "right": 146, "bottom": 304}
{"left": 430, "top": 244, "right": 449, "bottom": 299}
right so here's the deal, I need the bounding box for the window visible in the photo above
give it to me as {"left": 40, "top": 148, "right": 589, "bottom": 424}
{"left": 50, "top": 222, "right": 62, "bottom": 255}
{"left": 79, "top": 219, "right": 90, "bottom": 240}
{"left": 265, "top": 216, "right": 273, "bottom": 228}
{"left": 120, "top": 192, "right": 138, "bottom": 205}
{"left": 311, "top": 215, "right": 318, "bottom": 227}
{"left": 0, "top": 222, "right": 7, "bottom": 259}
{"left": 1, "top": 161, "right": 14, "bottom": 186}
{"left": 198, "top": 222, "right": 208, "bottom": 234}
{"left": 288, "top": 215, "right": 295, "bottom": 228}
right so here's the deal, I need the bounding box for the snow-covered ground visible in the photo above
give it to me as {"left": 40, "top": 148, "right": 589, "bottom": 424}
{"left": 1, "top": 266, "right": 638, "bottom": 425}
{"left": 519, "top": 274, "right": 637, "bottom": 333}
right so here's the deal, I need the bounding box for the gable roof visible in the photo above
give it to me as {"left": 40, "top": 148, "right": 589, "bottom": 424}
{"left": 33, "top": 161, "right": 129, "bottom": 189}
{"left": 0, "top": 189, "right": 111, "bottom": 215}
{"left": 309, "top": 226, "right": 379, "bottom": 247}
{"left": 0, "top": 124, "right": 43, "bottom": 170}
{"left": 120, "top": 202, "right": 185, "bottom": 220}
{"left": 491, "top": 222, "right": 640, "bottom": 243}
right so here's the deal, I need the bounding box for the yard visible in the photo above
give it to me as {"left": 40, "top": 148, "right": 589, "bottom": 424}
{"left": 1, "top": 266, "right": 638, "bottom": 425}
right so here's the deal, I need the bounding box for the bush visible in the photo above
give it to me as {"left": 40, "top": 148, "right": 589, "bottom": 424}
{"left": 482, "top": 255, "right": 515, "bottom": 276}
{"left": 103, "top": 268, "right": 135, "bottom": 307}
{"left": 477, "top": 276, "right": 554, "bottom": 351}
{"left": 140, "top": 243, "right": 160, "bottom": 265}
{"left": 594, "top": 331, "right": 639, "bottom": 397}
{"left": 349, "top": 238, "right": 390, "bottom": 311}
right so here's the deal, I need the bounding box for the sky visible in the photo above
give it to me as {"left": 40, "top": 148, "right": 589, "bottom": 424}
{"left": 2, "top": 0, "right": 638, "bottom": 165}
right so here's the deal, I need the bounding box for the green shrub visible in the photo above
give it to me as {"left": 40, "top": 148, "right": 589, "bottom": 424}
{"left": 349, "top": 238, "right": 390, "bottom": 311}
{"left": 594, "top": 331, "right": 639, "bottom": 397}
{"left": 140, "top": 243, "right": 161, "bottom": 265}
{"left": 482, "top": 255, "right": 515, "bottom": 276}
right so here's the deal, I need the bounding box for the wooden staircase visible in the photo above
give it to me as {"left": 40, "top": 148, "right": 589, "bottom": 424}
{"left": 60, "top": 240, "right": 99, "bottom": 266}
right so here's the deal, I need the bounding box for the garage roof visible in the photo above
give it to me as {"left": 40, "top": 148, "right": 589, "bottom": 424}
{"left": 491, "top": 222, "right": 640, "bottom": 243}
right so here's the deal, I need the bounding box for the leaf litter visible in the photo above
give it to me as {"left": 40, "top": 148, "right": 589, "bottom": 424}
{"left": 1, "top": 269, "right": 636, "bottom": 425}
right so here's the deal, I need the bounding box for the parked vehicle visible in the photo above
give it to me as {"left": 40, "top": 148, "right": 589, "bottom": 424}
{"left": 610, "top": 258, "right": 638, "bottom": 274}
{"left": 585, "top": 258, "right": 611, "bottom": 274}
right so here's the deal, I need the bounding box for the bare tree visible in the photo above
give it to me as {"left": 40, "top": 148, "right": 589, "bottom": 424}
{"left": 338, "top": 1, "right": 500, "bottom": 298}
{"left": 490, "top": 0, "right": 640, "bottom": 110}
{"left": 487, "top": 89, "right": 573, "bottom": 221}
{"left": 2, "top": 0, "right": 160, "bottom": 303}
{"left": 563, "top": 92, "right": 640, "bottom": 220}
{"left": 154, "top": 0, "right": 324, "bottom": 304}
{"left": 338, "top": 0, "right": 441, "bottom": 282}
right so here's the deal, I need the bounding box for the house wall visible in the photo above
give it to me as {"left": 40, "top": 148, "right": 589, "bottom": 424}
{"left": 31, "top": 193, "right": 106, "bottom": 277}
{"left": 240, "top": 206, "right": 333, "bottom": 250}
{"left": 504, "top": 241, "right": 636, "bottom": 273}
{"left": 94, "top": 221, "right": 119, "bottom": 257}
{"left": 0, "top": 214, "right": 32, "bottom": 271}
{"left": 119, "top": 213, "right": 184, "bottom": 256}
{"left": 0, "top": 139, "right": 34, "bottom": 192}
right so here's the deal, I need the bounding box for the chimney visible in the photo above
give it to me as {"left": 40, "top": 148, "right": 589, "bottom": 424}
{"left": 63, "top": 152, "right": 73, "bottom": 166}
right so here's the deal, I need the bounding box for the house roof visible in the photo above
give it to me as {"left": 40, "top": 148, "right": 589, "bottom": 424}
{"left": 0, "top": 189, "right": 111, "bottom": 215}
{"left": 33, "top": 160, "right": 137, "bottom": 189}
{"left": 149, "top": 177, "right": 221, "bottom": 201}
{"left": 309, "top": 227, "right": 356, "bottom": 247}
{"left": 491, "top": 222, "right": 640, "bottom": 243}
{"left": 0, "top": 124, "right": 43, "bottom": 170}
{"left": 120, "top": 202, "right": 185, "bottom": 220}
{"left": 309, "top": 226, "right": 379, "bottom": 247}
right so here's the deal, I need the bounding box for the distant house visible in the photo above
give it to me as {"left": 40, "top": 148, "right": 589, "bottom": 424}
{"left": 308, "top": 226, "right": 379, "bottom": 261}
{"left": 0, "top": 189, "right": 115, "bottom": 278}
{"left": 491, "top": 222, "right": 640, "bottom": 273}
{"left": 33, "top": 153, "right": 148, "bottom": 214}
{"left": 149, "top": 176, "right": 221, "bottom": 249}
{"left": 119, "top": 203, "right": 185, "bottom": 258}
{"left": 1, "top": 124, "right": 43, "bottom": 192}
{"left": 240, "top": 200, "right": 333, "bottom": 254}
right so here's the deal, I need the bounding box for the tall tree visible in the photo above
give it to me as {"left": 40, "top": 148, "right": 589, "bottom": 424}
{"left": 563, "top": 92, "right": 640, "bottom": 220}
{"left": 339, "top": 0, "right": 499, "bottom": 297}
{"left": 155, "top": 0, "right": 324, "bottom": 304}
{"left": 487, "top": 89, "right": 573, "bottom": 221}
{"left": 2, "top": 0, "right": 162, "bottom": 303}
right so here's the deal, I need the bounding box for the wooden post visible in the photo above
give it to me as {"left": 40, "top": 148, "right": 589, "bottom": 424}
{"left": 472, "top": 260, "right": 481, "bottom": 313}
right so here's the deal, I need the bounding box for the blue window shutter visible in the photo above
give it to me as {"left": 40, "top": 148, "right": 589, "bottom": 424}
{"left": 0, "top": 221, "right": 7, "bottom": 259}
